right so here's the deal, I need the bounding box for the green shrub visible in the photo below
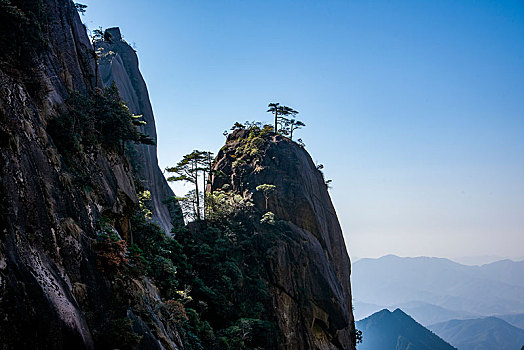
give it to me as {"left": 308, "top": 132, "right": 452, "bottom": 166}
{"left": 48, "top": 84, "right": 153, "bottom": 159}
{"left": 126, "top": 185, "right": 279, "bottom": 348}
{"left": 0, "top": 0, "right": 48, "bottom": 97}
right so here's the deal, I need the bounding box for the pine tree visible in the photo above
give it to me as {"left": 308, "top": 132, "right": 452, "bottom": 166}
{"left": 267, "top": 103, "right": 299, "bottom": 134}
{"left": 256, "top": 184, "right": 276, "bottom": 211}
{"left": 167, "top": 150, "right": 214, "bottom": 220}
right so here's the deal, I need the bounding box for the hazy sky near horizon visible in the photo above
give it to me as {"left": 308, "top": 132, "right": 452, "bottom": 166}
{"left": 82, "top": 0, "right": 524, "bottom": 262}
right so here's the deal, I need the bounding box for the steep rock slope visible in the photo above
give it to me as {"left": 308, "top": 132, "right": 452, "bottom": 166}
{"left": 0, "top": 1, "right": 182, "bottom": 348}
{"left": 356, "top": 309, "right": 456, "bottom": 350}
{"left": 211, "top": 129, "right": 356, "bottom": 349}
{"left": 98, "top": 27, "right": 181, "bottom": 233}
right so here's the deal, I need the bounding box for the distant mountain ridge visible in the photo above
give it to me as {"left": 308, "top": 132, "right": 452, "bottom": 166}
{"left": 356, "top": 309, "right": 456, "bottom": 350}
{"left": 497, "top": 313, "right": 524, "bottom": 329}
{"left": 429, "top": 316, "right": 524, "bottom": 350}
{"left": 352, "top": 255, "right": 524, "bottom": 323}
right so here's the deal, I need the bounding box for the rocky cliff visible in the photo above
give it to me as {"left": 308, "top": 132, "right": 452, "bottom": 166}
{"left": 98, "top": 27, "right": 181, "bottom": 234}
{"left": 0, "top": 1, "right": 356, "bottom": 349}
{"left": 0, "top": 1, "right": 183, "bottom": 348}
{"left": 211, "top": 129, "right": 356, "bottom": 349}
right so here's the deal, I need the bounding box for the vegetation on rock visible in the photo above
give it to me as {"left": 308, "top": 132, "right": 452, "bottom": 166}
{"left": 0, "top": 0, "right": 49, "bottom": 99}
{"left": 102, "top": 184, "right": 282, "bottom": 349}
{"left": 256, "top": 184, "right": 276, "bottom": 211}
{"left": 267, "top": 102, "right": 298, "bottom": 133}
{"left": 49, "top": 83, "right": 153, "bottom": 157}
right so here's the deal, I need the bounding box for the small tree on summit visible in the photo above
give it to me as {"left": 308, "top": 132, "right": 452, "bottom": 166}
{"left": 281, "top": 118, "right": 305, "bottom": 140}
{"left": 267, "top": 103, "right": 299, "bottom": 135}
{"left": 256, "top": 184, "right": 276, "bottom": 211}
{"left": 231, "top": 122, "right": 245, "bottom": 130}
{"left": 267, "top": 103, "right": 280, "bottom": 133}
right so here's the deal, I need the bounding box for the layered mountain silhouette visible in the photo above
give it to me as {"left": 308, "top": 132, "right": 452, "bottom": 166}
{"left": 429, "top": 316, "right": 524, "bottom": 350}
{"left": 354, "top": 300, "right": 478, "bottom": 326}
{"left": 352, "top": 255, "right": 524, "bottom": 323}
{"left": 498, "top": 313, "right": 524, "bottom": 329}
{"left": 356, "top": 309, "right": 456, "bottom": 350}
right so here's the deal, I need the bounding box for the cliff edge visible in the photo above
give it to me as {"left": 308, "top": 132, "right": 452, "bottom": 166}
{"left": 211, "top": 129, "right": 356, "bottom": 349}
{"left": 0, "top": 1, "right": 356, "bottom": 348}
{"left": 0, "top": 1, "right": 183, "bottom": 348}
{"left": 98, "top": 27, "right": 182, "bottom": 233}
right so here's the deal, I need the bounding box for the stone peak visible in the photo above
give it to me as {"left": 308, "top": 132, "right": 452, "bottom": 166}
{"left": 105, "top": 27, "right": 122, "bottom": 42}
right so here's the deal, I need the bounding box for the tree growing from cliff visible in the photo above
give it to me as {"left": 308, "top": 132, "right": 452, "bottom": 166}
{"left": 90, "top": 27, "right": 105, "bottom": 84}
{"left": 74, "top": 3, "right": 88, "bottom": 15}
{"left": 199, "top": 151, "right": 214, "bottom": 219}
{"left": 48, "top": 83, "right": 153, "bottom": 159}
{"left": 166, "top": 150, "right": 214, "bottom": 221}
{"left": 91, "top": 27, "right": 105, "bottom": 43}
{"left": 256, "top": 184, "right": 276, "bottom": 211}
{"left": 97, "top": 83, "right": 154, "bottom": 153}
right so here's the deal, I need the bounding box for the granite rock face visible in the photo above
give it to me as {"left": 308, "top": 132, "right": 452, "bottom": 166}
{"left": 211, "top": 130, "right": 356, "bottom": 350}
{"left": 0, "top": 1, "right": 181, "bottom": 348}
{"left": 98, "top": 27, "right": 182, "bottom": 234}
{"left": 0, "top": 1, "right": 356, "bottom": 348}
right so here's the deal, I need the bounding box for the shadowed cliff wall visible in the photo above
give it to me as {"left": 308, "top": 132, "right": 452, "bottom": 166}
{"left": 0, "top": 2, "right": 183, "bottom": 348}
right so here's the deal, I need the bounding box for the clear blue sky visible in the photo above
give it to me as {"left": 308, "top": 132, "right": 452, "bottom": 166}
{"left": 82, "top": 0, "right": 524, "bottom": 263}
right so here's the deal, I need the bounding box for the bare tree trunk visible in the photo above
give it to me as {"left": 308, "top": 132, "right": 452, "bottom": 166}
{"left": 274, "top": 110, "right": 278, "bottom": 133}
{"left": 202, "top": 169, "right": 206, "bottom": 220}
{"left": 194, "top": 160, "right": 201, "bottom": 220}
{"left": 92, "top": 44, "right": 99, "bottom": 88}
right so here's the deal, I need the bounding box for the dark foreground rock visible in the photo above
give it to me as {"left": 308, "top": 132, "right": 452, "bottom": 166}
{"left": 0, "top": 1, "right": 182, "bottom": 348}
